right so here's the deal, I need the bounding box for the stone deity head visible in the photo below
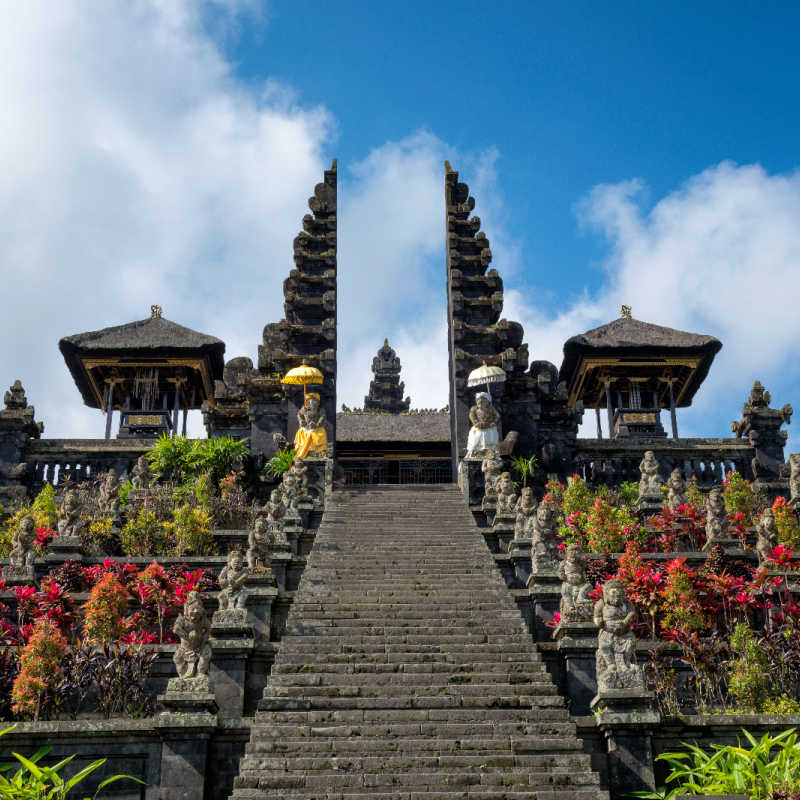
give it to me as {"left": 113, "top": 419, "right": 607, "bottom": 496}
{"left": 17, "top": 515, "right": 35, "bottom": 545}
{"left": 228, "top": 549, "right": 244, "bottom": 572}
{"left": 496, "top": 472, "right": 513, "bottom": 496}
{"left": 707, "top": 488, "right": 725, "bottom": 514}
{"left": 603, "top": 578, "right": 626, "bottom": 608}
{"left": 520, "top": 487, "right": 535, "bottom": 508}
{"left": 668, "top": 468, "right": 685, "bottom": 490}
{"left": 304, "top": 393, "right": 320, "bottom": 414}
{"left": 184, "top": 591, "right": 205, "bottom": 624}
{"left": 563, "top": 544, "right": 586, "bottom": 581}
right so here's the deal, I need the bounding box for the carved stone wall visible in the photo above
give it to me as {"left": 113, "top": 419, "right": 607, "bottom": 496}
{"left": 444, "top": 163, "right": 581, "bottom": 478}
{"left": 363, "top": 339, "right": 410, "bottom": 414}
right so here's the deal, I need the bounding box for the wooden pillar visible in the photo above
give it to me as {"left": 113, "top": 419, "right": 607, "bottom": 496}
{"left": 172, "top": 383, "right": 180, "bottom": 437}
{"left": 104, "top": 382, "right": 115, "bottom": 440}
{"left": 605, "top": 380, "right": 614, "bottom": 440}
{"left": 668, "top": 380, "right": 679, "bottom": 439}
{"left": 182, "top": 408, "right": 188, "bottom": 437}
{"left": 595, "top": 407, "right": 603, "bottom": 439}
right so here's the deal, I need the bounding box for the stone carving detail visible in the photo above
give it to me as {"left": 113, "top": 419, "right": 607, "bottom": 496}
{"left": 557, "top": 545, "right": 593, "bottom": 623}
{"left": 703, "top": 488, "right": 729, "bottom": 550}
{"left": 265, "top": 488, "right": 287, "bottom": 524}
{"left": 131, "top": 456, "right": 151, "bottom": 489}
{"left": 172, "top": 591, "right": 212, "bottom": 686}
{"left": 216, "top": 550, "right": 249, "bottom": 620}
{"left": 530, "top": 501, "right": 560, "bottom": 573}
{"left": 364, "top": 339, "right": 411, "bottom": 414}
{"left": 466, "top": 393, "right": 500, "bottom": 457}
{"left": 246, "top": 518, "right": 280, "bottom": 577}
{"left": 513, "top": 487, "right": 538, "bottom": 540}
{"left": 98, "top": 470, "right": 120, "bottom": 515}
{"left": 4, "top": 380, "right": 26, "bottom": 409}
{"left": 666, "top": 468, "right": 688, "bottom": 513}
{"left": 755, "top": 507, "right": 779, "bottom": 567}
{"left": 594, "top": 579, "right": 644, "bottom": 692}
{"left": 493, "top": 472, "right": 518, "bottom": 517}
{"left": 732, "top": 380, "right": 793, "bottom": 482}
{"left": 57, "top": 489, "right": 83, "bottom": 538}
{"left": 4, "top": 515, "right": 36, "bottom": 581}
{"left": 789, "top": 453, "right": 800, "bottom": 512}
{"left": 294, "top": 393, "right": 328, "bottom": 460}
{"left": 636, "top": 450, "right": 663, "bottom": 512}
{"left": 480, "top": 450, "right": 503, "bottom": 508}
{"left": 0, "top": 381, "right": 42, "bottom": 507}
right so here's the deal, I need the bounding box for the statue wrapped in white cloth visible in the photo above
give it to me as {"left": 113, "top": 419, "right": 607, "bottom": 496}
{"left": 466, "top": 392, "right": 500, "bottom": 457}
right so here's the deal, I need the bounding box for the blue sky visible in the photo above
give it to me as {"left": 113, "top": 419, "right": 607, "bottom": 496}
{"left": 1, "top": 1, "right": 799, "bottom": 451}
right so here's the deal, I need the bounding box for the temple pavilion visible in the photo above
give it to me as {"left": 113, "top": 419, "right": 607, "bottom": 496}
{"left": 559, "top": 307, "right": 722, "bottom": 440}
{"left": 59, "top": 305, "right": 225, "bottom": 439}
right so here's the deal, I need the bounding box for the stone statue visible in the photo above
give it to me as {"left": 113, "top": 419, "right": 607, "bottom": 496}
{"left": 172, "top": 591, "right": 212, "bottom": 681}
{"left": 57, "top": 489, "right": 83, "bottom": 537}
{"left": 494, "top": 472, "right": 518, "bottom": 517}
{"left": 6, "top": 515, "right": 36, "bottom": 578}
{"left": 293, "top": 392, "right": 327, "bottom": 459}
{"left": 265, "top": 488, "right": 287, "bottom": 524}
{"left": 557, "top": 545, "right": 593, "bottom": 623}
{"left": 281, "top": 471, "right": 301, "bottom": 516}
{"left": 481, "top": 449, "right": 503, "bottom": 507}
{"left": 131, "top": 456, "right": 151, "bottom": 490}
{"left": 755, "top": 507, "right": 779, "bottom": 567}
{"left": 638, "top": 451, "right": 662, "bottom": 496}
{"left": 594, "top": 579, "right": 644, "bottom": 692}
{"left": 703, "top": 488, "right": 729, "bottom": 550}
{"left": 217, "top": 550, "right": 248, "bottom": 612}
{"left": 790, "top": 454, "right": 800, "bottom": 512}
{"left": 666, "top": 468, "right": 689, "bottom": 513}
{"left": 4, "top": 379, "right": 27, "bottom": 410}
{"left": 530, "top": 501, "right": 560, "bottom": 573}
{"left": 466, "top": 392, "right": 500, "bottom": 457}
{"left": 98, "top": 469, "right": 120, "bottom": 515}
{"left": 513, "top": 487, "right": 538, "bottom": 540}
{"left": 246, "top": 516, "right": 284, "bottom": 572}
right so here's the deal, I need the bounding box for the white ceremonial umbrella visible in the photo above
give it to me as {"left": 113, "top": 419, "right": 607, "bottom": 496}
{"left": 467, "top": 362, "right": 506, "bottom": 397}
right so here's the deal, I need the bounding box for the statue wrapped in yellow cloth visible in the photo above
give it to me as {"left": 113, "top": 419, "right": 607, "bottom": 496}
{"left": 293, "top": 393, "right": 328, "bottom": 459}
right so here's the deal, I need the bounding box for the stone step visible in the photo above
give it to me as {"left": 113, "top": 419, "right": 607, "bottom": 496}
{"left": 232, "top": 789, "right": 608, "bottom": 800}
{"left": 275, "top": 653, "right": 543, "bottom": 667}
{"left": 272, "top": 661, "right": 543, "bottom": 675}
{"left": 258, "top": 695, "right": 563, "bottom": 711}
{"left": 268, "top": 671, "right": 551, "bottom": 688}
{"left": 253, "top": 708, "right": 572, "bottom": 725}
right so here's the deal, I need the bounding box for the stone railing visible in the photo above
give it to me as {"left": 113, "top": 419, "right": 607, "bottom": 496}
{"left": 574, "top": 437, "right": 756, "bottom": 489}
{"left": 22, "top": 438, "right": 166, "bottom": 493}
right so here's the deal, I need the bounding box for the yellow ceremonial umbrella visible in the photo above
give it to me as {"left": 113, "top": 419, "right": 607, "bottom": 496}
{"left": 467, "top": 361, "right": 506, "bottom": 398}
{"left": 281, "top": 363, "right": 323, "bottom": 400}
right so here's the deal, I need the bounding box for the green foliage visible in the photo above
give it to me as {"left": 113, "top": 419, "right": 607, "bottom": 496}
{"left": 146, "top": 434, "right": 196, "bottom": 483}
{"left": 563, "top": 474, "right": 593, "bottom": 518}
{"left": 762, "top": 695, "right": 800, "bottom": 714}
{"left": 723, "top": 469, "right": 757, "bottom": 520}
{"left": 0, "top": 723, "right": 144, "bottom": 799}
{"left": 146, "top": 434, "right": 249, "bottom": 489}
{"left": 0, "top": 507, "right": 32, "bottom": 558}
{"left": 618, "top": 480, "right": 640, "bottom": 509}
{"left": 116, "top": 480, "right": 133, "bottom": 509}
{"left": 192, "top": 437, "right": 249, "bottom": 484}
{"left": 584, "top": 496, "right": 642, "bottom": 553}
{"left": 119, "top": 510, "right": 168, "bottom": 556}
{"left": 83, "top": 574, "right": 128, "bottom": 644}
{"left": 685, "top": 475, "right": 704, "bottom": 509}
{"left": 728, "top": 622, "right": 769, "bottom": 712}
{"left": 11, "top": 619, "right": 66, "bottom": 721}
{"left": 169, "top": 503, "right": 215, "bottom": 556}
{"left": 264, "top": 447, "right": 295, "bottom": 479}
{"left": 629, "top": 728, "right": 800, "bottom": 799}
{"left": 193, "top": 472, "right": 214, "bottom": 506}
{"left": 30, "top": 485, "right": 57, "bottom": 531}
{"left": 510, "top": 455, "right": 537, "bottom": 489}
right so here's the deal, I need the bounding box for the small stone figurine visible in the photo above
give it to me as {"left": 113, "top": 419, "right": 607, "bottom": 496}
{"left": 265, "top": 488, "right": 287, "bottom": 524}
{"left": 593, "top": 579, "right": 644, "bottom": 693}
{"left": 494, "top": 472, "right": 518, "bottom": 517}
{"left": 131, "top": 456, "right": 151, "bottom": 490}
{"left": 557, "top": 545, "right": 593, "bottom": 623}
{"left": 466, "top": 392, "right": 500, "bottom": 457}
{"left": 281, "top": 471, "right": 301, "bottom": 519}
{"left": 755, "top": 507, "right": 779, "bottom": 568}
{"left": 98, "top": 469, "right": 120, "bottom": 515}
{"left": 172, "top": 591, "right": 212, "bottom": 682}
{"left": 217, "top": 550, "right": 249, "bottom": 612}
{"left": 247, "top": 517, "right": 271, "bottom": 571}
{"left": 57, "top": 489, "right": 83, "bottom": 538}
{"left": 530, "top": 501, "right": 560, "bottom": 573}
{"left": 481, "top": 450, "right": 503, "bottom": 507}
{"left": 790, "top": 453, "right": 800, "bottom": 512}
{"left": 638, "top": 451, "right": 662, "bottom": 496}
{"left": 666, "top": 468, "right": 689, "bottom": 513}
{"left": 703, "top": 488, "right": 729, "bottom": 550}
{"left": 514, "top": 487, "right": 538, "bottom": 540}
{"left": 5, "top": 515, "right": 36, "bottom": 580}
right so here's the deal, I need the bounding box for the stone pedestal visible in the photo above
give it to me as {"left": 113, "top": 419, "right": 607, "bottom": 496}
{"left": 526, "top": 569, "right": 561, "bottom": 641}
{"left": 591, "top": 690, "right": 658, "bottom": 797}
{"left": 156, "top": 679, "right": 218, "bottom": 800}
{"left": 211, "top": 609, "right": 254, "bottom": 719}
{"left": 481, "top": 499, "right": 497, "bottom": 528}
{"left": 554, "top": 620, "right": 598, "bottom": 716}
{"left": 459, "top": 457, "right": 485, "bottom": 507}
{"left": 1, "top": 564, "right": 36, "bottom": 586}
{"left": 508, "top": 539, "right": 532, "bottom": 586}
{"left": 635, "top": 492, "right": 663, "bottom": 520}
{"left": 46, "top": 534, "right": 84, "bottom": 563}
{"left": 492, "top": 514, "right": 515, "bottom": 552}
{"left": 243, "top": 573, "right": 278, "bottom": 645}
{"left": 283, "top": 519, "right": 302, "bottom": 556}
{"left": 296, "top": 498, "right": 314, "bottom": 531}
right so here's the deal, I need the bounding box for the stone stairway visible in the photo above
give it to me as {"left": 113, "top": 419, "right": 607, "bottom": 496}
{"left": 231, "top": 485, "right": 606, "bottom": 799}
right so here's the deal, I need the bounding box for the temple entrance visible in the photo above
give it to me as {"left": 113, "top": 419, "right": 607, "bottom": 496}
{"left": 338, "top": 456, "right": 452, "bottom": 486}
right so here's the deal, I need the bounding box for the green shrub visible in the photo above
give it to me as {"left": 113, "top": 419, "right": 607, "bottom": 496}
{"left": 119, "top": 510, "right": 169, "bottom": 556}
{"left": 723, "top": 469, "right": 757, "bottom": 520}
{"left": 84, "top": 573, "right": 128, "bottom": 644}
{"left": 31, "top": 484, "right": 57, "bottom": 531}
{"left": 630, "top": 728, "right": 800, "bottom": 799}
{"left": 193, "top": 437, "right": 249, "bottom": 485}
{"left": 117, "top": 479, "right": 133, "bottom": 508}
{"left": 728, "top": 622, "right": 769, "bottom": 712}
{"left": 264, "top": 447, "right": 295, "bottom": 479}
{"left": 510, "top": 454, "right": 537, "bottom": 489}
{"left": 169, "top": 503, "right": 215, "bottom": 556}
{"left": 146, "top": 433, "right": 197, "bottom": 482}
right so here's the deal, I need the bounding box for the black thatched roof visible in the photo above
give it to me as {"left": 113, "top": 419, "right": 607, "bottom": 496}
{"left": 336, "top": 411, "right": 450, "bottom": 442}
{"left": 59, "top": 315, "right": 225, "bottom": 409}
{"left": 560, "top": 315, "right": 722, "bottom": 408}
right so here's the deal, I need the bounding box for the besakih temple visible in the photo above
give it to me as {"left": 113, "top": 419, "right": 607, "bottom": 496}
{"left": 58, "top": 305, "right": 225, "bottom": 439}
{"left": 2, "top": 157, "right": 800, "bottom": 800}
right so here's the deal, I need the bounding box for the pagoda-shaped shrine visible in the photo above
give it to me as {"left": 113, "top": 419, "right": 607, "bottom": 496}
{"left": 364, "top": 339, "right": 410, "bottom": 414}
{"left": 559, "top": 307, "right": 721, "bottom": 439}
{"left": 59, "top": 306, "right": 225, "bottom": 439}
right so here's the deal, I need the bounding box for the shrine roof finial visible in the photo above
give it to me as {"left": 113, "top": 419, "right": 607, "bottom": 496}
{"left": 151, "top": 304, "right": 163, "bottom": 319}
{"left": 620, "top": 305, "right": 632, "bottom": 319}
